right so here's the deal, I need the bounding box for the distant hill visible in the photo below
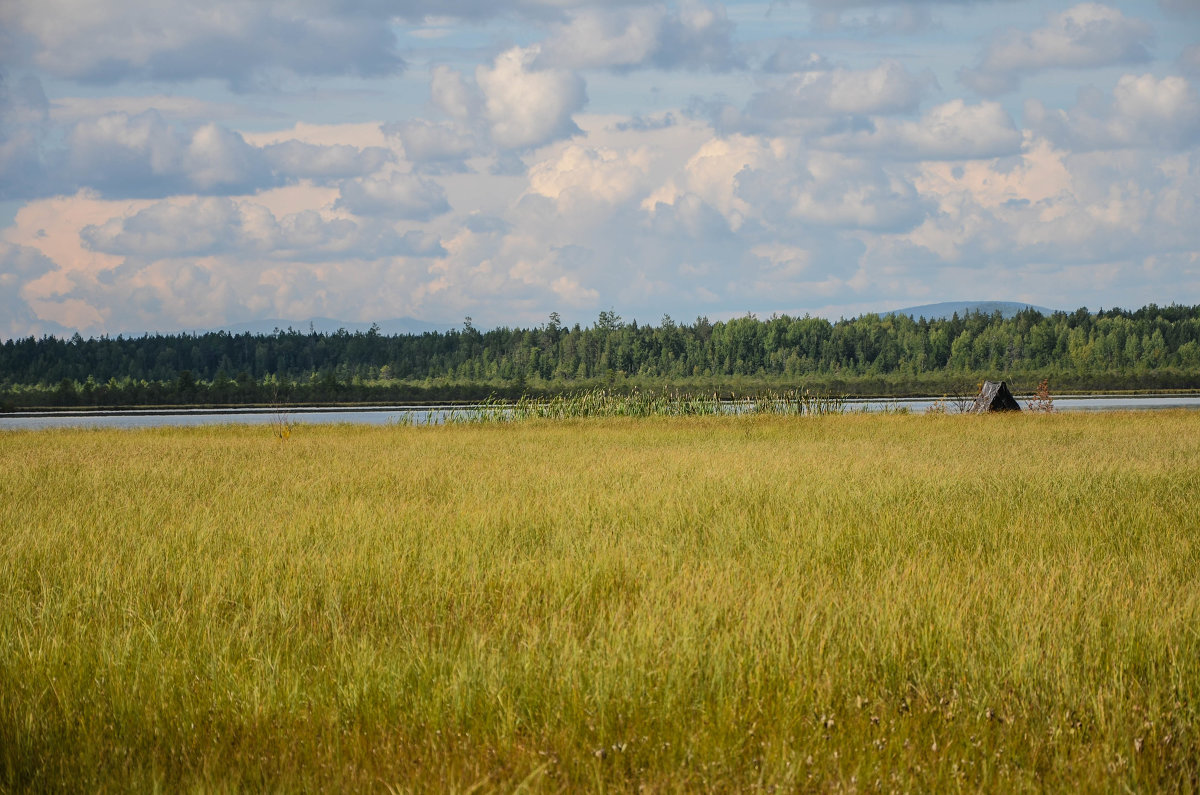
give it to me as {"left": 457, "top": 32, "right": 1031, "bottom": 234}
{"left": 882, "top": 301, "right": 1057, "bottom": 321}
{"left": 206, "top": 317, "right": 456, "bottom": 336}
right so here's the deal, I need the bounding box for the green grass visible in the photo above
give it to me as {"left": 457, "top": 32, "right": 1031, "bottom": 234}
{"left": 2, "top": 412, "right": 1199, "bottom": 792}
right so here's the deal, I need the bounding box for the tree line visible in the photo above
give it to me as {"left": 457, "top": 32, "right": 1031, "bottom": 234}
{"left": 3, "top": 304, "right": 1200, "bottom": 408}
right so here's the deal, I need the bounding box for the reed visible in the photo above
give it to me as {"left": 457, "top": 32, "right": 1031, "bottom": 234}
{"left": 443, "top": 387, "right": 846, "bottom": 423}
{"left": 2, "top": 411, "right": 1198, "bottom": 791}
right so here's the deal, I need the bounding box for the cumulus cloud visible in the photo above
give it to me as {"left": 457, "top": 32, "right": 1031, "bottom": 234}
{"left": 3, "top": 0, "right": 1198, "bottom": 336}
{"left": 643, "top": 134, "right": 780, "bottom": 230}
{"left": 813, "top": 100, "right": 1023, "bottom": 160}
{"left": 1, "top": 0, "right": 677, "bottom": 94}
{"left": 653, "top": 0, "right": 740, "bottom": 71}
{"left": 739, "top": 151, "right": 931, "bottom": 232}
{"left": 382, "top": 119, "right": 477, "bottom": 170}
{"left": 3, "top": 0, "right": 405, "bottom": 88}
{"left": 2, "top": 108, "right": 397, "bottom": 200}
{"left": 0, "top": 242, "right": 67, "bottom": 339}
{"left": 184, "top": 124, "right": 275, "bottom": 192}
{"left": 896, "top": 144, "right": 1200, "bottom": 289}
{"left": 80, "top": 196, "right": 446, "bottom": 260}
{"left": 11, "top": 102, "right": 1200, "bottom": 336}
{"left": 81, "top": 197, "right": 250, "bottom": 257}
{"left": 526, "top": 144, "right": 652, "bottom": 207}
{"left": 261, "top": 140, "right": 394, "bottom": 180}
{"left": 960, "top": 3, "right": 1154, "bottom": 96}
{"left": 424, "top": 48, "right": 587, "bottom": 153}
{"left": 7, "top": 186, "right": 463, "bottom": 335}
{"left": 0, "top": 240, "right": 57, "bottom": 301}
{"left": 540, "top": 7, "right": 667, "bottom": 69}
{"left": 746, "top": 60, "right": 935, "bottom": 121}
{"left": 431, "top": 65, "right": 484, "bottom": 123}
{"left": 1026, "top": 74, "right": 1200, "bottom": 151}
{"left": 476, "top": 46, "right": 586, "bottom": 150}
{"left": 334, "top": 171, "right": 452, "bottom": 219}
{"left": 60, "top": 112, "right": 268, "bottom": 197}
{"left": 641, "top": 132, "right": 930, "bottom": 234}
{"left": 507, "top": 1, "right": 741, "bottom": 72}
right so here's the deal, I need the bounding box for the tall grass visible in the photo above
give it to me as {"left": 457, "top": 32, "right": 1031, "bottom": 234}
{"left": 442, "top": 387, "right": 847, "bottom": 423}
{"left": 2, "top": 411, "right": 1199, "bottom": 791}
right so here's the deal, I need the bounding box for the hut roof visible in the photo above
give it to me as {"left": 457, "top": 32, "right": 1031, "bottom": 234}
{"left": 972, "top": 380, "right": 1021, "bottom": 413}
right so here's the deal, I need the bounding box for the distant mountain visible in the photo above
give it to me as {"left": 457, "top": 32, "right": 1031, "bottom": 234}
{"left": 882, "top": 301, "right": 1057, "bottom": 321}
{"left": 208, "top": 317, "right": 456, "bottom": 336}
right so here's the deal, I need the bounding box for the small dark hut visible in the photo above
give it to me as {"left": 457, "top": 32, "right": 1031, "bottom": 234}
{"left": 972, "top": 380, "right": 1021, "bottom": 413}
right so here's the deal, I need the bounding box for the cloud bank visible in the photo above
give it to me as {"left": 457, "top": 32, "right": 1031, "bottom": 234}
{"left": 2, "top": 0, "right": 1199, "bottom": 338}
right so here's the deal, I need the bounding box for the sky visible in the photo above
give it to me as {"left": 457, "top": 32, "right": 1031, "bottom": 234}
{"left": 1, "top": 0, "right": 1199, "bottom": 338}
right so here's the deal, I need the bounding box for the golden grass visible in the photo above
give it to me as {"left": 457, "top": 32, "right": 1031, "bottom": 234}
{"left": 2, "top": 411, "right": 1199, "bottom": 792}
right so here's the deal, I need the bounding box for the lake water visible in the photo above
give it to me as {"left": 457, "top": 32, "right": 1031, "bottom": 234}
{"left": 3, "top": 394, "right": 1200, "bottom": 430}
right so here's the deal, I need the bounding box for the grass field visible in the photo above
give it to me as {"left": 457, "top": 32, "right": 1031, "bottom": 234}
{"left": 2, "top": 411, "right": 1199, "bottom": 792}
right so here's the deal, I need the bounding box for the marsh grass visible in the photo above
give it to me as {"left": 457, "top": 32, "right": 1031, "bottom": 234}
{"left": 444, "top": 388, "right": 846, "bottom": 423}
{"left": 2, "top": 411, "right": 1199, "bottom": 791}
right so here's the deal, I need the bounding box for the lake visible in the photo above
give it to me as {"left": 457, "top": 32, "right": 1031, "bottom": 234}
{"left": 3, "top": 394, "right": 1200, "bottom": 430}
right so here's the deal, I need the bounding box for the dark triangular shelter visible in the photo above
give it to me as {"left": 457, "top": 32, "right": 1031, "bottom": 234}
{"left": 972, "top": 380, "right": 1021, "bottom": 413}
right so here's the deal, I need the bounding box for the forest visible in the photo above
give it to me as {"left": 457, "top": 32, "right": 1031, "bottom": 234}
{"left": 3, "top": 304, "right": 1200, "bottom": 408}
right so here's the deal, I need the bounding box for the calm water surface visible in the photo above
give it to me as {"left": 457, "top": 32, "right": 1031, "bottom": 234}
{"left": 3, "top": 395, "right": 1200, "bottom": 430}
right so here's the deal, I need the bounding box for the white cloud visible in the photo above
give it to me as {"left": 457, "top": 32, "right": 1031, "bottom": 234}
{"left": 813, "top": 100, "right": 1023, "bottom": 160}
{"left": 655, "top": 0, "right": 740, "bottom": 71}
{"left": 2, "top": 0, "right": 1199, "bottom": 336}
{"left": 80, "top": 196, "right": 447, "bottom": 260}
{"left": 422, "top": 50, "right": 588, "bottom": 155}
{"left": 3, "top": 0, "right": 405, "bottom": 88}
{"left": 262, "top": 140, "right": 395, "bottom": 180}
{"left": 183, "top": 124, "right": 270, "bottom": 192}
{"left": 334, "top": 171, "right": 452, "bottom": 220}
{"left": 894, "top": 145, "right": 1200, "bottom": 286}
{"left": 1026, "top": 74, "right": 1200, "bottom": 151}
{"left": 960, "top": 3, "right": 1154, "bottom": 96}
{"left": 63, "top": 111, "right": 255, "bottom": 197}
{"left": 476, "top": 46, "right": 586, "bottom": 150}
{"left": 382, "top": 119, "right": 477, "bottom": 169}
{"left": 740, "top": 151, "right": 931, "bottom": 232}
{"left": 540, "top": 7, "right": 666, "bottom": 69}
{"left": 4, "top": 109, "right": 397, "bottom": 200}
{"left": 526, "top": 144, "right": 652, "bottom": 206}
{"left": 747, "top": 60, "right": 935, "bottom": 120}
{"left": 539, "top": 1, "right": 740, "bottom": 72}
{"left": 643, "top": 134, "right": 781, "bottom": 230}
{"left": 643, "top": 132, "right": 931, "bottom": 235}
{"left": 8, "top": 101, "right": 1199, "bottom": 336}
{"left": 81, "top": 197, "right": 249, "bottom": 257}
{"left": 0, "top": 242, "right": 66, "bottom": 339}
{"left": 431, "top": 65, "right": 484, "bottom": 123}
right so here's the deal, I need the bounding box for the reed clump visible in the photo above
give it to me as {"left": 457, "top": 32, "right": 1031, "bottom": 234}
{"left": 2, "top": 411, "right": 1199, "bottom": 791}
{"left": 444, "top": 387, "right": 846, "bottom": 423}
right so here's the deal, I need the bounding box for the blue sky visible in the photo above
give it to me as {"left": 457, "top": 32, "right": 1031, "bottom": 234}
{"left": 1, "top": 0, "right": 1198, "bottom": 337}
